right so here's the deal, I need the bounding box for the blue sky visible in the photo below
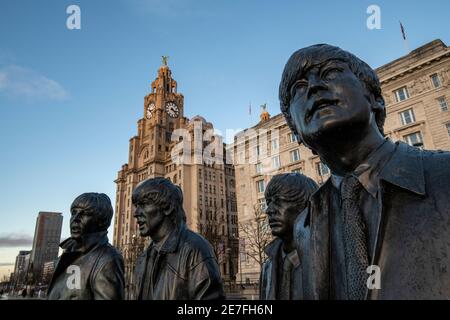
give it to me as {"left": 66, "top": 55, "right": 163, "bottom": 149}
{"left": 0, "top": 0, "right": 449, "bottom": 276}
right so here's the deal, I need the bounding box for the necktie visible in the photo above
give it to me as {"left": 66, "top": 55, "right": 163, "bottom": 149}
{"left": 341, "top": 175, "right": 369, "bottom": 300}
{"left": 278, "top": 254, "right": 293, "bottom": 300}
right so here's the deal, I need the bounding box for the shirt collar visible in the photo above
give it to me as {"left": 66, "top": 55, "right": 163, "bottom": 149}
{"left": 264, "top": 238, "right": 300, "bottom": 268}
{"left": 148, "top": 223, "right": 186, "bottom": 255}
{"left": 60, "top": 231, "right": 108, "bottom": 253}
{"left": 308, "top": 140, "right": 426, "bottom": 227}
{"left": 331, "top": 139, "right": 396, "bottom": 198}
{"left": 379, "top": 141, "right": 426, "bottom": 196}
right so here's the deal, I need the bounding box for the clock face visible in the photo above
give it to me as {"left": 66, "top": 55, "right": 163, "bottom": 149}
{"left": 146, "top": 103, "right": 155, "bottom": 119}
{"left": 165, "top": 102, "right": 179, "bottom": 118}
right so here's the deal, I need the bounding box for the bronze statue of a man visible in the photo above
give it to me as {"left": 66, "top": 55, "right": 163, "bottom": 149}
{"left": 132, "top": 177, "right": 225, "bottom": 300}
{"left": 279, "top": 44, "right": 450, "bottom": 299}
{"left": 47, "top": 193, "right": 125, "bottom": 300}
{"left": 260, "top": 173, "right": 318, "bottom": 300}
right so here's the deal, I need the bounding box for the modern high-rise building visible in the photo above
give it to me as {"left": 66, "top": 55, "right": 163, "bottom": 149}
{"left": 112, "top": 59, "right": 239, "bottom": 294}
{"left": 41, "top": 261, "right": 56, "bottom": 285}
{"left": 12, "top": 250, "right": 31, "bottom": 288}
{"left": 29, "top": 211, "right": 63, "bottom": 282}
{"left": 233, "top": 39, "right": 450, "bottom": 285}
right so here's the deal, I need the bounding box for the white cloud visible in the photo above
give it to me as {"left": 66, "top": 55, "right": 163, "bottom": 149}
{"left": 0, "top": 65, "right": 69, "bottom": 101}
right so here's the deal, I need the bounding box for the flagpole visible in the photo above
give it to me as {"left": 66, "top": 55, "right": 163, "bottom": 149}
{"left": 400, "top": 21, "right": 410, "bottom": 53}
{"left": 403, "top": 38, "right": 410, "bottom": 53}
{"left": 249, "top": 102, "right": 253, "bottom": 126}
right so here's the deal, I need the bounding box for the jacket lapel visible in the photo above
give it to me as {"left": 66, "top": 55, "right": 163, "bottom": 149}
{"left": 135, "top": 249, "right": 149, "bottom": 299}
{"left": 366, "top": 142, "right": 426, "bottom": 299}
{"left": 264, "top": 239, "right": 282, "bottom": 300}
{"left": 306, "top": 180, "right": 332, "bottom": 299}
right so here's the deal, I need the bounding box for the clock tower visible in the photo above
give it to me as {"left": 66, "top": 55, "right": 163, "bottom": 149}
{"left": 144, "top": 56, "right": 184, "bottom": 123}
{"left": 141, "top": 57, "right": 188, "bottom": 175}
{"left": 113, "top": 58, "right": 239, "bottom": 296}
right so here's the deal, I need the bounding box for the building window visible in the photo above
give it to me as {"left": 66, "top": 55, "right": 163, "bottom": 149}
{"left": 438, "top": 97, "right": 448, "bottom": 112}
{"left": 271, "top": 138, "right": 279, "bottom": 151}
{"left": 254, "top": 145, "right": 261, "bottom": 157}
{"left": 288, "top": 133, "right": 297, "bottom": 143}
{"left": 446, "top": 123, "right": 450, "bottom": 138}
{"left": 256, "top": 180, "right": 265, "bottom": 193}
{"left": 290, "top": 149, "right": 300, "bottom": 162}
{"left": 255, "top": 162, "right": 263, "bottom": 174}
{"left": 292, "top": 168, "right": 302, "bottom": 174}
{"left": 399, "top": 108, "right": 416, "bottom": 126}
{"left": 316, "top": 162, "right": 330, "bottom": 176}
{"left": 404, "top": 131, "right": 424, "bottom": 148}
{"left": 394, "top": 86, "right": 409, "bottom": 102}
{"left": 431, "top": 73, "right": 441, "bottom": 88}
{"left": 258, "top": 198, "right": 266, "bottom": 211}
{"left": 272, "top": 155, "right": 281, "bottom": 169}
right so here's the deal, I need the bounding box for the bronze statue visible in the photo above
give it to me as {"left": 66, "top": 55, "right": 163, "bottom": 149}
{"left": 47, "top": 193, "right": 125, "bottom": 300}
{"left": 132, "top": 177, "right": 225, "bottom": 300}
{"left": 260, "top": 173, "right": 318, "bottom": 300}
{"left": 279, "top": 44, "right": 450, "bottom": 299}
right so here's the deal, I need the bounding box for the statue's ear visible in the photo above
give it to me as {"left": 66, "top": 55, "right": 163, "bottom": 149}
{"left": 163, "top": 203, "right": 174, "bottom": 217}
{"left": 372, "top": 95, "right": 385, "bottom": 113}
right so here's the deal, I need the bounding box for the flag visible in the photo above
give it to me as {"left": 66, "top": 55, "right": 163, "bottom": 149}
{"left": 248, "top": 102, "right": 252, "bottom": 115}
{"left": 400, "top": 21, "right": 406, "bottom": 40}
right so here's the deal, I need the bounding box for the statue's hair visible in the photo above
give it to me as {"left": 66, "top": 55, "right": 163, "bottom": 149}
{"left": 71, "top": 193, "right": 113, "bottom": 231}
{"left": 265, "top": 173, "right": 318, "bottom": 212}
{"left": 279, "top": 44, "right": 386, "bottom": 138}
{"left": 132, "top": 177, "right": 186, "bottom": 225}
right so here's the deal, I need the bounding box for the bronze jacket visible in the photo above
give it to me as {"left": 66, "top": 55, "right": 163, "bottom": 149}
{"left": 294, "top": 142, "right": 450, "bottom": 299}
{"left": 133, "top": 224, "right": 225, "bottom": 300}
{"left": 259, "top": 238, "right": 303, "bottom": 300}
{"left": 47, "top": 232, "right": 125, "bottom": 300}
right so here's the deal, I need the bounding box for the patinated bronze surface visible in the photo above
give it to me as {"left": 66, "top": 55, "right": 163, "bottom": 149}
{"left": 279, "top": 44, "right": 450, "bottom": 299}
{"left": 47, "top": 193, "right": 125, "bottom": 300}
{"left": 260, "top": 173, "right": 318, "bottom": 300}
{"left": 132, "top": 177, "right": 225, "bottom": 300}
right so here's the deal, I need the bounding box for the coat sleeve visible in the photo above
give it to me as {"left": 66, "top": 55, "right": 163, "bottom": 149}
{"left": 90, "top": 253, "right": 125, "bottom": 300}
{"left": 189, "top": 257, "right": 225, "bottom": 300}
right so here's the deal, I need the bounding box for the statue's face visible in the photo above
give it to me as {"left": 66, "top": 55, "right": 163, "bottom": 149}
{"left": 133, "top": 198, "right": 167, "bottom": 237}
{"left": 288, "top": 60, "right": 373, "bottom": 149}
{"left": 70, "top": 207, "right": 101, "bottom": 239}
{"left": 265, "top": 196, "right": 300, "bottom": 238}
